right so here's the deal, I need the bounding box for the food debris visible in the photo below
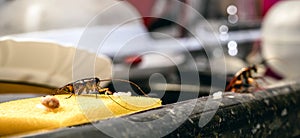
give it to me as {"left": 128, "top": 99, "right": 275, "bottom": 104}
{"left": 251, "top": 124, "right": 261, "bottom": 134}
{"left": 226, "top": 95, "right": 235, "bottom": 99}
{"left": 281, "top": 108, "right": 288, "bottom": 116}
{"left": 40, "top": 95, "right": 60, "bottom": 109}
{"left": 213, "top": 91, "right": 223, "bottom": 99}
{"left": 113, "top": 91, "right": 132, "bottom": 96}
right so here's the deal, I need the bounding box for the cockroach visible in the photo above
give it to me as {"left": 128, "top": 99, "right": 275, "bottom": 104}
{"left": 225, "top": 56, "right": 286, "bottom": 93}
{"left": 53, "top": 77, "right": 149, "bottom": 111}
{"left": 54, "top": 77, "right": 147, "bottom": 98}
{"left": 225, "top": 65, "right": 264, "bottom": 93}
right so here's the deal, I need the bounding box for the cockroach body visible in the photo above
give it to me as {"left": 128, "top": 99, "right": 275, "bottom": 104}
{"left": 225, "top": 65, "right": 262, "bottom": 93}
{"left": 55, "top": 77, "right": 146, "bottom": 98}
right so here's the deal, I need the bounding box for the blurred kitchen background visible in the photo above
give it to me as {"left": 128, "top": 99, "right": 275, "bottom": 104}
{"left": 0, "top": 0, "right": 286, "bottom": 104}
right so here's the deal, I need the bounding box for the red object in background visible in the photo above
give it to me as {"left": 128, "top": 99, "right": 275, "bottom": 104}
{"left": 126, "top": 0, "right": 156, "bottom": 28}
{"left": 264, "top": 66, "right": 284, "bottom": 80}
{"left": 262, "top": 0, "right": 281, "bottom": 17}
{"left": 124, "top": 55, "right": 142, "bottom": 65}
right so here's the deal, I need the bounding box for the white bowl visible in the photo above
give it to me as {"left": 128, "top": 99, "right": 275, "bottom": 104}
{"left": 0, "top": 39, "right": 112, "bottom": 88}
{"left": 262, "top": 0, "right": 300, "bottom": 79}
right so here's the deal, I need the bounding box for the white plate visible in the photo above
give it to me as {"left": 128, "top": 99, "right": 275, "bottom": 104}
{"left": 0, "top": 39, "right": 112, "bottom": 88}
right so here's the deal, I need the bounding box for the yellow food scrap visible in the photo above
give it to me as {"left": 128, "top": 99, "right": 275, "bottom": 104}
{"left": 0, "top": 94, "right": 161, "bottom": 136}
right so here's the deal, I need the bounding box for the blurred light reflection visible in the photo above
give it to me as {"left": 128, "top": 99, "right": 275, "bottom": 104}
{"left": 227, "top": 5, "right": 238, "bottom": 15}
{"left": 227, "top": 41, "right": 238, "bottom": 56}
{"left": 228, "top": 15, "right": 238, "bottom": 24}
{"left": 219, "top": 25, "right": 229, "bottom": 34}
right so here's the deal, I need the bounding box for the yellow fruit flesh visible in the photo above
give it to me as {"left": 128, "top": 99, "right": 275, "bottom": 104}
{"left": 0, "top": 94, "right": 161, "bottom": 136}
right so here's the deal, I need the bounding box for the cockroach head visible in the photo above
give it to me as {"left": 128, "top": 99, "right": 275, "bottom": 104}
{"left": 251, "top": 65, "right": 258, "bottom": 72}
